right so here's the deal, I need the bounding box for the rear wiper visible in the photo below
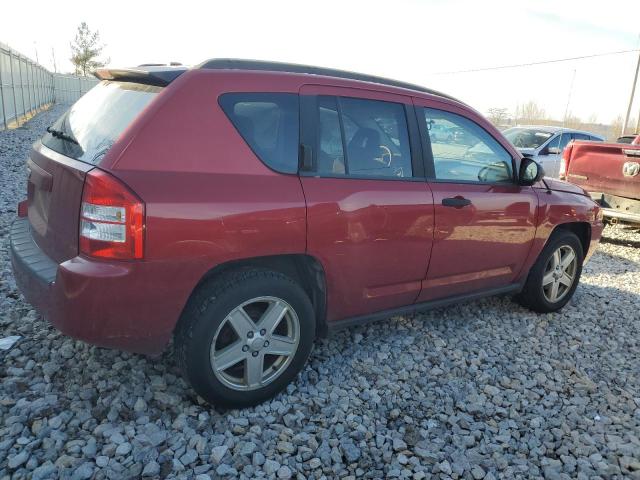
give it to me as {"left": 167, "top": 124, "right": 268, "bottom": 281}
{"left": 46, "top": 126, "right": 78, "bottom": 145}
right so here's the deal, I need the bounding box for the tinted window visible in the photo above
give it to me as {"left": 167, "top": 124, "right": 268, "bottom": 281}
{"left": 423, "top": 108, "right": 513, "bottom": 183}
{"left": 503, "top": 128, "right": 553, "bottom": 149}
{"left": 219, "top": 93, "right": 299, "bottom": 173}
{"left": 573, "top": 133, "right": 590, "bottom": 141}
{"left": 545, "top": 133, "right": 573, "bottom": 152}
{"left": 42, "top": 81, "right": 161, "bottom": 164}
{"left": 317, "top": 96, "right": 412, "bottom": 178}
{"left": 317, "top": 97, "right": 346, "bottom": 174}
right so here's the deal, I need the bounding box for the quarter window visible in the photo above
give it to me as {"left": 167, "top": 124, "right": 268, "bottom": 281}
{"left": 317, "top": 96, "right": 413, "bottom": 178}
{"left": 219, "top": 93, "right": 299, "bottom": 173}
{"left": 423, "top": 108, "right": 513, "bottom": 183}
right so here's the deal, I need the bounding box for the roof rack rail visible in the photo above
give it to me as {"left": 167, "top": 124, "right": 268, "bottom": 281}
{"left": 196, "top": 58, "right": 464, "bottom": 104}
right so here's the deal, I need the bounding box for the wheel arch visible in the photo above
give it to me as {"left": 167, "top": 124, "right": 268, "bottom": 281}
{"left": 551, "top": 221, "right": 591, "bottom": 256}
{"left": 179, "top": 254, "right": 328, "bottom": 338}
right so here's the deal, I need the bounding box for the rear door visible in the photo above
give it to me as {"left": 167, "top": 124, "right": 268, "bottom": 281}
{"left": 299, "top": 85, "right": 434, "bottom": 322}
{"left": 413, "top": 100, "right": 537, "bottom": 301}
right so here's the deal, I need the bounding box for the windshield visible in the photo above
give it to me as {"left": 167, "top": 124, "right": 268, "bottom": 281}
{"left": 42, "top": 81, "right": 161, "bottom": 164}
{"left": 503, "top": 127, "right": 553, "bottom": 149}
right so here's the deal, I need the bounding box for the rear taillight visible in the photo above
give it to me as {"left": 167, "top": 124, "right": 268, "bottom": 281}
{"left": 17, "top": 200, "right": 28, "bottom": 217}
{"left": 79, "top": 170, "right": 144, "bottom": 260}
{"left": 559, "top": 142, "right": 573, "bottom": 180}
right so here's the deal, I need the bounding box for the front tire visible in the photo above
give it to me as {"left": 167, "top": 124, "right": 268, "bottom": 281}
{"left": 516, "top": 230, "right": 583, "bottom": 313}
{"left": 175, "top": 268, "right": 315, "bottom": 408}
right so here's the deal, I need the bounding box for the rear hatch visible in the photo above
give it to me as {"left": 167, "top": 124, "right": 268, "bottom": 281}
{"left": 27, "top": 80, "right": 163, "bottom": 263}
{"left": 565, "top": 142, "right": 640, "bottom": 200}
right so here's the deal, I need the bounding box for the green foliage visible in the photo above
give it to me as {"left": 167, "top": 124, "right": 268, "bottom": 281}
{"left": 70, "top": 22, "right": 108, "bottom": 76}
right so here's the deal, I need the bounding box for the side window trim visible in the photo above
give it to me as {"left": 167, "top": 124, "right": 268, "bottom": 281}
{"left": 299, "top": 94, "right": 317, "bottom": 173}
{"left": 415, "top": 105, "right": 436, "bottom": 179}
{"left": 335, "top": 97, "right": 351, "bottom": 175}
{"left": 417, "top": 105, "right": 517, "bottom": 185}
{"left": 406, "top": 103, "right": 426, "bottom": 178}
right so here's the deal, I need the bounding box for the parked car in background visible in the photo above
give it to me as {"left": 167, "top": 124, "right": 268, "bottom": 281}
{"left": 561, "top": 139, "right": 640, "bottom": 225}
{"left": 503, "top": 126, "right": 604, "bottom": 178}
{"left": 428, "top": 122, "right": 454, "bottom": 142}
{"left": 10, "top": 60, "right": 604, "bottom": 407}
{"left": 616, "top": 134, "right": 640, "bottom": 145}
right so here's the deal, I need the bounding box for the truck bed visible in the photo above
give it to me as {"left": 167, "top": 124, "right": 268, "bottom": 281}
{"left": 562, "top": 141, "right": 640, "bottom": 223}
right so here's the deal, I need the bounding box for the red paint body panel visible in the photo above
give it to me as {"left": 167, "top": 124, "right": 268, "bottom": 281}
{"left": 418, "top": 183, "right": 537, "bottom": 301}
{"left": 10, "top": 67, "right": 604, "bottom": 355}
{"left": 302, "top": 176, "right": 434, "bottom": 321}
{"left": 524, "top": 187, "right": 604, "bottom": 270}
{"left": 27, "top": 144, "right": 91, "bottom": 264}
{"left": 564, "top": 141, "right": 640, "bottom": 200}
{"left": 12, "top": 254, "right": 195, "bottom": 354}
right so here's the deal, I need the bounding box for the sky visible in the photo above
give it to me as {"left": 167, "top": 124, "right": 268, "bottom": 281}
{"left": 2, "top": 0, "right": 640, "bottom": 125}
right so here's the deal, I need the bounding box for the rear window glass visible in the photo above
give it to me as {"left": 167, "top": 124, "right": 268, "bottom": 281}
{"left": 219, "top": 93, "right": 299, "bottom": 174}
{"left": 42, "top": 81, "right": 161, "bottom": 164}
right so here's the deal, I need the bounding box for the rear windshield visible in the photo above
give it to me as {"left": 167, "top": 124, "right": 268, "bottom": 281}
{"left": 42, "top": 81, "right": 161, "bottom": 164}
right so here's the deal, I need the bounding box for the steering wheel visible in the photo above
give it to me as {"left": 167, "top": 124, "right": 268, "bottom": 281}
{"left": 378, "top": 145, "right": 393, "bottom": 167}
{"left": 513, "top": 137, "right": 527, "bottom": 148}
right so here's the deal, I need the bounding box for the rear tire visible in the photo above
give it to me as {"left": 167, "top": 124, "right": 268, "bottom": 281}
{"left": 516, "top": 230, "right": 583, "bottom": 313}
{"left": 175, "top": 268, "right": 315, "bottom": 408}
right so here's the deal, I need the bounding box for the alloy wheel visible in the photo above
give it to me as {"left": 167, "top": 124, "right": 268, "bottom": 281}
{"left": 542, "top": 245, "right": 578, "bottom": 303}
{"left": 209, "top": 296, "right": 300, "bottom": 391}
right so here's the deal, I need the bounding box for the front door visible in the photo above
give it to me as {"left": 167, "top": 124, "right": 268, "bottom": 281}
{"left": 538, "top": 132, "right": 574, "bottom": 178}
{"left": 414, "top": 102, "right": 538, "bottom": 302}
{"left": 299, "top": 85, "right": 434, "bottom": 322}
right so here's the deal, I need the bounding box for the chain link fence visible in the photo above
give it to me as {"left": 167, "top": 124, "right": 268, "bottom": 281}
{"left": 0, "top": 41, "right": 99, "bottom": 130}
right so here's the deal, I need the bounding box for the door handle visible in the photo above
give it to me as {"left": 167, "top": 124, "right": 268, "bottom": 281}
{"left": 442, "top": 197, "right": 471, "bottom": 208}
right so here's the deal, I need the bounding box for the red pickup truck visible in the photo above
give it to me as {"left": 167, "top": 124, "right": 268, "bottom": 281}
{"left": 560, "top": 135, "right": 640, "bottom": 224}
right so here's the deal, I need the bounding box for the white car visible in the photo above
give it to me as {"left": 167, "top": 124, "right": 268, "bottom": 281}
{"left": 503, "top": 126, "right": 604, "bottom": 178}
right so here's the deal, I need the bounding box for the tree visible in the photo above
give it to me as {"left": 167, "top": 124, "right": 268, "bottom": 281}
{"left": 514, "top": 101, "right": 547, "bottom": 124}
{"left": 487, "top": 108, "right": 509, "bottom": 127}
{"left": 609, "top": 115, "right": 624, "bottom": 141}
{"left": 70, "top": 22, "right": 108, "bottom": 76}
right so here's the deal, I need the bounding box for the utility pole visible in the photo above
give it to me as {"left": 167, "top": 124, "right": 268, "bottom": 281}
{"left": 51, "top": 48, "right": 57, "bottom": 73}
{"left": 622, "top": 48, "right": 640, "bottom": 135}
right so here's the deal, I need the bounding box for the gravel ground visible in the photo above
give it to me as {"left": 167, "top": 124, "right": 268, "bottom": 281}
{"left": 1, "top": 107, "right": 640, "bottom": 480}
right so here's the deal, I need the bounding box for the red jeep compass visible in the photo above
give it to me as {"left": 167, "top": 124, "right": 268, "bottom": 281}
{"left": 10, "top": 59, "right": 604, "bottom": 407}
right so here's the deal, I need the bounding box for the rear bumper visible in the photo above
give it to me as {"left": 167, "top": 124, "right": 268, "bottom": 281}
{"left": 589, "top": 192, "right": 640, "bottom": 225}
{"left": 10, "top": 218, "right": 187, "bottom": 355}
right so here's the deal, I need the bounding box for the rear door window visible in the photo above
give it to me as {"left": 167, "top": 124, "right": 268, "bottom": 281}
{"left": 43, "top": 81, "right": 161, "bottom": 165}
{"left": 219, "top": 93, "right": 299, "bottom": 174}
{"left": 316, "top": 96, "right": 413, "bottom": 178}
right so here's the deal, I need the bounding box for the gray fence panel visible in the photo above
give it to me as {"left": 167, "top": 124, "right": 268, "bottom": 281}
{"left": 0, "top": 41, "right": 99, "bottom": 130}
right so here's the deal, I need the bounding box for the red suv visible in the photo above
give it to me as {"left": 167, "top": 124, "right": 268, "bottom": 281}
{"left": 11, "top": 60, "right": 604, "bottom": 407}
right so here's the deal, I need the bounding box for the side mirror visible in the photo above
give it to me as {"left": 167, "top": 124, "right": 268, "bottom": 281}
{"left": 546, "top": 146, "right": 561, "bottom": 155}
{"left": 519, "top": 158, "right": 544, "bottom": 186}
